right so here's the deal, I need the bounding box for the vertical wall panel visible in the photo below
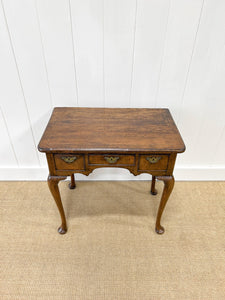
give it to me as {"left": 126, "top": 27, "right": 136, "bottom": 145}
{"left": 214, "top": 125, "right": 225, "bottom": 165}
{"left": 104, "top": 0, "right": 136, "bottom": 107}
{"left": 0, "top": 108, "right": 17, "bottom": 166}
{"left": 0, "top": 2, "right": 40, "bottom": 167}
{"left": 36, "top": 0, "right": 78, "bottom": 107}
{"left": 0, "top": 0, "right": 224, "bottom": 179}
{"left": 70, "top": 0, "right": 104, "bottom": 107}
{"left": 130, "top": 0, "right": 170, "bottom": 108}
{"left": 211, "top": 48, "right": 225, "bottom": 165}
{"left": 192, "top": 47, "right": 225, "bottom": 165}
{"left": 155, "top": 0, "right": 203, "bottom": 122}
{"left": 178, "top": 0, "right": 225, "bottom": 165}
{"left": 2, "top": 0, "right": 53, "bottom": 166}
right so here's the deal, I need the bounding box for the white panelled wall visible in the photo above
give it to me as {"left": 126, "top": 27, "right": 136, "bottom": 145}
{"left": 0, "top": 0, "right": 225, "bottom": 181}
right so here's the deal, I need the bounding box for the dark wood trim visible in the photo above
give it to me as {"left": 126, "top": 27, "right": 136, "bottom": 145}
{"left": 47, "top": 175, "right": 67, "bottom": 234}
{"left": 166, "top": 153, "right": 177, "bottom": 175}
{"left": 151, "top": 176, "right": 157, "bottom": 195}
{"left": 69, "top": 174, "right": 76, "bottom": 189}
{"left": 155, "top": 176, "right": 175, "bottom": 234}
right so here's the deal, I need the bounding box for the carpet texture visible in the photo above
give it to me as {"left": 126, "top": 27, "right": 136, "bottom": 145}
{"left": 1, "top": 181, "right": 225, "bottom": 300}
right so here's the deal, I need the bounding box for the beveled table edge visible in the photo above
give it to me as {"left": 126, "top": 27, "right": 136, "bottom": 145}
{"left": 38, "top": 146, "right": 186, "bottom": 154}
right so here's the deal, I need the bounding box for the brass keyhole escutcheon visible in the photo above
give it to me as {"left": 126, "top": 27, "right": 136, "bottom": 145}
{"left": 104, "top": 156, "right": 120, "bottom": 164}
{"left": 146, "top": 156, "right": 161, "bottom": 164}
{"left": 61, "top": 156, "right": 77, "bottom": 163}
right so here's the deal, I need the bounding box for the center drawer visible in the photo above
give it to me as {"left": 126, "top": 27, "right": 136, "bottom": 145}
{"left": 88, "top": 154, "right": 135, "bottom": 166}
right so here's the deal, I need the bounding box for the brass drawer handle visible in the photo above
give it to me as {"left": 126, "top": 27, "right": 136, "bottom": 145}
{"left": 104, "top": 156, "right": 120, "bottom": 164}
{"left": 61, "top": 156, "right": 77, "bottom": 163}
{"left": 146, "top": 156, "right": 161, "bottom": 164}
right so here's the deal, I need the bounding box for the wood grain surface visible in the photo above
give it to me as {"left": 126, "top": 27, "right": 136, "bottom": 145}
{"left": 38, "top": 107, "right": 185, "bottom": 153}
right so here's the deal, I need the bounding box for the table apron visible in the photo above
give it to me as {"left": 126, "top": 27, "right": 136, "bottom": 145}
{"left": 46, "top": 153, "right": 177, "bottom": 177}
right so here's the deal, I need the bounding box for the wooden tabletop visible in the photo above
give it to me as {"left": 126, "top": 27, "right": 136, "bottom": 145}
{"left": 38, "top": 107, "right": 185, "bottom": 153}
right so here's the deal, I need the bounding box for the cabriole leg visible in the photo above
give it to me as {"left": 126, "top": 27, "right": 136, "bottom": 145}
{"left": 150, "top": 175, "right": 157, "bottom": 195}
{"left": 69, "top": 174, "right": 76, "bottom": 189}
{"left": 155, "top": 175, "right": 175, "bottom": 234}
{"left": 48, "top": 175, "right": 67, "bottom": 234}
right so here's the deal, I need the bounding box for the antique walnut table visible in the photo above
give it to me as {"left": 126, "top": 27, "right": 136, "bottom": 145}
{"left": 38, "top": 107, "right": 185, "bottom": 235}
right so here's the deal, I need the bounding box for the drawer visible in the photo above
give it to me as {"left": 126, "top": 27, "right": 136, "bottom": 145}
{"left": 88, "top": 154, "right": 135, "bottom": 166}
{"left": 54, "top": 154, "right": 85, "bottom": 170}
{"left": 138, "top": 154, "right": 169, "bottom": 171}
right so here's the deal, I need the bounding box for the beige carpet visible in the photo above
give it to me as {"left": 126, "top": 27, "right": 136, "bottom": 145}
{"left": 1, "top": 181, "right": 225, "bottom": 300}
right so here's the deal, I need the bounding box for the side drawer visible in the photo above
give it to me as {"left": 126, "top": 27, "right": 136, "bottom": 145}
{"left": 138, "top": 154, "right": 169, "bottom": 171}
{"left": 54, "top": 154, "right": 85, "bottom": 170}
{"left": 88, "top": 154, "right": 135, "bottom": 166}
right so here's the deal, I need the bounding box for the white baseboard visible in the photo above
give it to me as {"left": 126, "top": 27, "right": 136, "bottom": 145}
{"left": 0, "top": 166, "right": 224, "bottom": 181}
